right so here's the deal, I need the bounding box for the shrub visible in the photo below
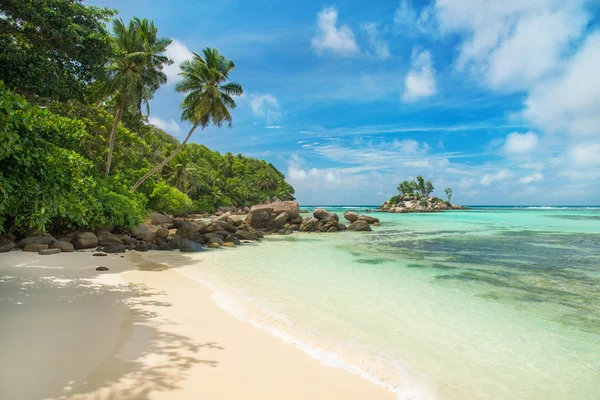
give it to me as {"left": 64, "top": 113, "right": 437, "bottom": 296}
{"left": 148, "top": 181, "right": 193, "bottom": 215}
{"left": 87, "top": 187, "right": 147, "bottom": 230}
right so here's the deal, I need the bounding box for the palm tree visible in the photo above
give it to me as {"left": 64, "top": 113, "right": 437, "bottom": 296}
{"left": 101, "top": 18, "right": 171, "bottom": 175}
{"left": 130, "top": 48, "right": 242, "bottom": 192}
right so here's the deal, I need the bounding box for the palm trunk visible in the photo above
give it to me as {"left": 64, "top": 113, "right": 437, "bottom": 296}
{"left": 105, "top": 93, "right": 126, "bottom": 176}
{"left": 130, "top": 124, "right": 199, "bottom": 192}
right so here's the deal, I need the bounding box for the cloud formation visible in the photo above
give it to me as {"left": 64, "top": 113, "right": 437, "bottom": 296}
{"left": 249, "top": 94, "right": 281, "bottom": 124}
{"left": 402, "top": 48, "right": 437, "bottom": 102}
{"left": 164, "top": 39, "right": 194, "bottom": 84}
{"left": 361, "top": 22, "right": 390, "bottom": 59}
{"left": 480, "top": 169, "right": 513, "bottom": 186}
{"left": 504, "top": 131, "right": 539, "bottom": 154}
{"left": 311, "top": 7, "right": 359, "bottom": 56}
{"left": 148, "top": 116, "right": 182, "bottom": 135}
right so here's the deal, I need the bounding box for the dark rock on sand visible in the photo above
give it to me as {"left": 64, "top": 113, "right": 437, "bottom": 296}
{"left": 179, "top": 239, "right": 204, "bottom": 252}
{"left": 96, "top": 266, "right": 109, "bottom": 271}
{"left": 51, "top": 240, "right": 74, "bottom": 252}
{"left": 235, "top": 230, "right": 259, "bottom": 241}
{"left": 93, "top": 252, "right": 107, "bottom": 256}
{"left": 23, "top": 243, "right": 49, "bottom": 252}
{"left": 18, "top": 233, "right": 56, "bottom": 248}
{"left": 102, "top": 244, "right": 127, "bottom": 253}
{"left": 134, "top": 243, "right": 149, "bottom": 252}
{"left": 0, "top": 238, "right": 16, "bottom": 252}
{"left": 96, "top": 230, "right": 123, "bottom": 246}
{"left": 72, "top": 232, "right": 98, "bottom": 250}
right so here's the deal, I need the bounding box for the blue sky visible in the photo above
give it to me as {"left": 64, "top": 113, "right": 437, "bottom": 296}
{"left": 89, "top": 0, "right": 600, "bottom": 205}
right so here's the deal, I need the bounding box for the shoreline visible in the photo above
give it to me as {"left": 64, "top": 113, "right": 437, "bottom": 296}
{"left": 0, "top": 250, "right": 395, "bottom": 400}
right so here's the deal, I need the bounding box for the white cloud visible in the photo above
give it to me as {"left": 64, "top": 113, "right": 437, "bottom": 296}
{"left": 249, "top": 94, "right": 281, "bottom": 123}
{"left": 519, "top": 172, "right": 544, "bottom": 184}
{"left": 361, "top": 22, "right": 390, "bottom": 59}
{"left": 504, "top": 131, "right": 539, "bottom": 154}
{"left": 265, "top": 125, "right": 284, "bottom": 129}
{"left": 394, "top": 0, "right": 437, "bottom": 36}
{"left": 311, "top": 7, "right": 359, "bottom": 56}
{"left": 436, "top": 0, "right": 589, "bottom": 90}
{"left": 402, "top": 48, "right": 437, "bottom": 102}
{"left": 164, "top": 39, "right": 194, "bottom": 84}
{"left": 568, "top": 143, "right": 600, "bottom": 167}
{"left": 524, "top": 32, "right": 600, "bottom": 137}
{"left": 480, "top": 169, "right": 513, "bottom": 186}
{"left": 148, "top": 116, "right": 181, "bottom": 135}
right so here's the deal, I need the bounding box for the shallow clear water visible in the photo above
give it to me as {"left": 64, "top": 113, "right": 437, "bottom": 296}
{"left": 165, "top": 207, "right": 600, "bottom": 400}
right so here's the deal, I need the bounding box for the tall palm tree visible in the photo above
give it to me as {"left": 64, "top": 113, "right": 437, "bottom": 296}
{"left": 130, "top": 48, "right": 242, "bottom": 192}
{"left": 101, "top": 18, "right": 171, "bottom": 176}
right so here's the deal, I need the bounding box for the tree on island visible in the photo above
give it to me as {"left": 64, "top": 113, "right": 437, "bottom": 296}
{"left": 445, "top": 188, "right": 453, "bottom": 202}
{"left": 131, "top": 48, "right": 243, "bottom": 192}
{"left": 396, "top": 175, "right": 435, "bottom": 198}
{"left": 99, "top": 18, "right": 172, "bottom": 175}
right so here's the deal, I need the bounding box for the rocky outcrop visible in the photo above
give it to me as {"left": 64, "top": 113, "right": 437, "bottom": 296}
{"left": 18, "top": 233, "right": 56, "bottom": 248}
{"left": 150, "top": 212, "right": 173, "bottom": 227}
{"left": 179, "top": 239, "right": 204, "bottom": 252}
{"left": 0, "top": 238, "right": 15, "bottom": 252}
{"left": 96, "top": 230, "right": 123, "bottom": 246}
{"left": 131, "top": 223, "right": 160, "bottom": 242}
{"left": 343, "top": 211, "right": 379, "bottom": 225}
{"left": 381, "top": 196, "right": 465, "bottom": 213}
{"left": 227, "top": 215, "right": 243, "bottom": 227}
{"left": 50, "top": 241, "right": 74, "bottom": 252}
{"left": 23, "top": 243, "right": 49, "bottom": 252}
{"left": 343, "top": 211, "right": 359, "bottom": 222}
{"left": 266, "top": 212, "right": 288, "bottom": 231}
{"left": 313, "top": 208, "right": 339, "bottom": 222}
{"left": 72, "top": 232, "right": 98, "bottom": 249}
{"left": 347, "top": 220, "right": 372, "bottom": 231}
{"left": 245, "top": 207, "right": 273, "bottom": 229}
{"left": 244, "top": 201, "right": 301, "bottom": 231}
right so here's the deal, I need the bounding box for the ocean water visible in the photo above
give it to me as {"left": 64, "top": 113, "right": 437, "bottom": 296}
{"left": 161, "top": 207, "right": 600, "bottom": 399}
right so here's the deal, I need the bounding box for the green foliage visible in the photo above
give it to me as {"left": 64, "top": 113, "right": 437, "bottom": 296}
{"left": 0, "top": 0, "right": 115, "bottom": 101}
{"left": 148, "top": 181, "right": 193, "bottom": 215}
{"left": 87, "top": 185, "right": 147, "bottom": 230}
{"left": 425, "top": 181, "right": 434, "bottom": 197}
{"left": 445, "top": 187, "right": 453, "bottom": 202}
{"left": 420, "top": 199, "right": 429, "bottom": 208}
{"left": 397, "top": 175, "right": 434, "bottom": 198}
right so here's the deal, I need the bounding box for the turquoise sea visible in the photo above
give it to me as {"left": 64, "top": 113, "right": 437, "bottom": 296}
{"left": 162, "top": 207, "right": 600, "bottom": 399}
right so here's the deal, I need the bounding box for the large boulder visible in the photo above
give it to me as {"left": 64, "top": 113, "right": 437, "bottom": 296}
{"left": 214, "top": 212, "right": 231, "bottom": 222}
{"left": 155, "top": 227, "right": 169, "bottom": 239}
{"left": 50, "top": 241, "right": 74, "bottom": 252}
{"left": 23, "top": 243, "right": 49, "bottom": 252}
{"left": 313, "top": 208, "right": 339, "bottom": 222}
{"left": 96, "top": 230, "right": 124, "bottom": 246}
{"left": 245, "top": 207, "right": 273, "bottom": 229}
{"left": 168, "top": 235, "right": 183, "bottom": 250}
{"left": 150, "top": 212, "right": 173, "bottom": 227}
{"left": 212, "top": 221, "right": 238, "bottom": 233}
{"left": 357, "top": 215, "right": 379, "bottom": 224}
{"left": 134, "top": 243, "right": 149, "bottom": 252}
{"left": 299, "top": 218, "right": 322, "bottom": 232}
{"left": 347, "top": 220, "right": 372, "bottom": 232}
{"left": 343, "top": 211, "right": 359, "bottom": 222}
{"left": 179, "top": 239, "right": 204, "bottom": 252}
{"left": 235, "top": 230, "right": 259, "bottom": 241}
{"left": 131, "top": 224, "right": 159, "bottom": 242}
{"left": 101, "top": 244, "right": 127, "bottom": 253}
{"left": 266, "top": 212, "right": 289, "bottom": 231}
{"left": 72, "top": 232, "right": 98, "bottom": 249}
{"left": 269, "top": 201, "right": 300, "bottom": 219}
{"left": 18, "top": 233, "right": 56, "bottom": 248}
{"left": 0, "top": 238, "right": 15, "bottom": 252}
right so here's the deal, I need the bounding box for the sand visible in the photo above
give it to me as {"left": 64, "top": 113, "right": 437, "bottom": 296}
{"left": 0, "top": 250, "right": 394, "bottom": 400}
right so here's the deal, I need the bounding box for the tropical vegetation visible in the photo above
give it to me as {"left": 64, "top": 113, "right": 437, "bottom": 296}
{"left": 0, "top": 0, "right": 294, "bottom": 235}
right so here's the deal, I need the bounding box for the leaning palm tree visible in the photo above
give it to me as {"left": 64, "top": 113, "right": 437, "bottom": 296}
{"left": 130, "top": 48, "right": 243, "bottom": 192}
{"left": 101, "top": 18, "right": 171, "bottom": 176}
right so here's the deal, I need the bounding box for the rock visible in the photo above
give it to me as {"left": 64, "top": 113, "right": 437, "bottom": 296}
{"left": 175, "top": 221, "right": 201, "bottom": 240}
{"left": 0, "top": 238, "right": 16, "bottom": 252}
{"left": 266, "top": 212, "right": 289, "bottom": 231}
{"left": 203, "top": 233, "right": 224, "bottom": 246}
{"left": 343, "top": 211, "right": 359, "bottom": 222}
{"left": 155, "top": 227, "right": 169, "bottom": 239}
{"left": 96, "top": 230, "right": 124, "bottom": 246}
{"left": 93, "top": 252, "right": 107, "bottom": 257}
{"left": 235, "top": 230, "right": 259, "bottom": 241}
{"left": 207, "top": 242, "right": 221, "bottom": 249}
{"left": 102, "top": 244, "right": 127, "bottom": 253}
{"left": 215, "top": 212, "right": 231, "bottom": 222}
{"left": 23, "top": 243, "right": 49, "bottom": 252}
{"left": 223, "top": 242, "right": 235, "bottom": 248}
{"left": 289, "top": 216, "right": 303, "bottom": 224}
{"left": 179, "top": 239, "right": 204, "bottom": 252}
{"left": 227, "top": 215, "right": 243, "bottom": 227}
{"left": 156, "top": 242, "right": 173, "bottom": 251}
{"left": 327, "top": 227, "right": 338, "bottom": 233}
{"left": 313, "top": 208, "right": 339, "bottom": 222}
{"left": 96, "top": 266, "right": 109, "bottom": 271}
{"left": 212, "top": 221, "right": 237, "bottom": 233}
{"left": 299, "top": 218, "right": 322, "bottom": 232}
{"left": 39, "top": 248, "right": 61, "bottom": 255}
{"left": 168, "top": 235, "right": 183, "bottom": 250}
{"left": 373, "top": 222, "right": 380, "bottom": 226}
{"left": 122, "top": 237, "right": 139, "bottom": 246}
{"left": 18, "top": 233, "right": 56, "bottom": 248}
{"left": 134, "top": 243, "right": 149, "bottom": 252}
{"left": 347, "top": 220, "right": 372, "bottom": 232}
{"left": 248, "top": 228, "right": 264, "bottom": 238}
{"left": 150, "top": 212, "right": 173, "bottom": 227}
{"left": 50, "top": 241, "right": 74, "bottom": 252}
{"left": 72, "top": 232, "right": 99, "bottom": 250}
{"left": 269, "top": 201, "right": 300, "bottom": 219}
{"left": 358, "top": 215, "right": 379, "bottom": 224}
{"left": 131, "top": 223, "right": 160, "bottom": 242}
{"left": 245, "top": 207, "right": 273, "bottom": 229}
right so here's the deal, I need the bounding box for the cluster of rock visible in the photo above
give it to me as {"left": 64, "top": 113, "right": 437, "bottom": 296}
{"left": 243, "top": 202, "right": 380, "bottom": 233}
{"left": 380, "top": 196, "right": 464, "bottom": 213}
{"left": 0, "top": 202, "right": 384, "bottom": 257}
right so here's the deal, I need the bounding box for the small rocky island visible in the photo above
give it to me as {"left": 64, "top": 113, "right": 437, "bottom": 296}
{"left": 379, "top": 176, "right": 465, "bottom": 213}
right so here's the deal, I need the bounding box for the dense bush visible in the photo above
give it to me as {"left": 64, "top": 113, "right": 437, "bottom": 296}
{"left": 148, "top": 181, "right": 193, "bottom": 216}
{"left": 88, "top": 187, "right": 148, "bottom": 230}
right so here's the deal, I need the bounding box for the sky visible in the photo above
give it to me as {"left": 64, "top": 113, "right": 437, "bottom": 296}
{"left": 88, "top": 0, "right": 600, "bottom": 205}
